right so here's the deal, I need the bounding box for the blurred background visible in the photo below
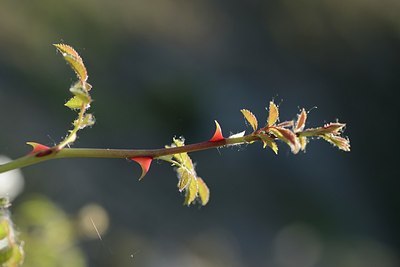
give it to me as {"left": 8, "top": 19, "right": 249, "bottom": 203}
{"left": 1, "top": 0, "right": 399, "bottom": 266}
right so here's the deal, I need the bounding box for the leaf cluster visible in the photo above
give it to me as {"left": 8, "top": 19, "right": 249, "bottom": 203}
{"left": 0, "top": 198, "right": 24, "bottom": 266}
{"left": 53, "top": 44, "right": 95, "bottom": 149}
{"left": 165, "top": 138, "right": 210, "bottom": 206}
{"left": 240, "top": 101, "right": 350, "bottom": 154}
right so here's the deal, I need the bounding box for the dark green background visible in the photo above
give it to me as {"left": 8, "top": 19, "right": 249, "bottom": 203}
{"left": 1, "top": 1, "right": 399, "bottom": 266}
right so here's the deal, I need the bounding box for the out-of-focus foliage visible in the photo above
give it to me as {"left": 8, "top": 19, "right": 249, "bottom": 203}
{"left": 0, "top": 156, "right": 24, "bottom": 201}
{"left": 13, "top": 195, "right": 86, "bottom": 267}
{"left": 266, "top": 0, "right": 400, "bottom": 55}
{"left": 0, "top": 198, "right": 24, "bottom": 267}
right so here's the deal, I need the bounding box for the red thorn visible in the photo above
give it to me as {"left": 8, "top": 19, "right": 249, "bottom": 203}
{"left": 209, "top": 120, "right": 224, "bottom": 142}
{"left": 131, "top": 157, "right": 153, "bottom": 180}
{"left": 27, "top": 142, "right": 51, "bottom": 156}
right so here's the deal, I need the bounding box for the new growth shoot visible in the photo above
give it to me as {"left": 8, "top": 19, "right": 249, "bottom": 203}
{"left": 0, "top": 44, "right": 350, "bottom": 206}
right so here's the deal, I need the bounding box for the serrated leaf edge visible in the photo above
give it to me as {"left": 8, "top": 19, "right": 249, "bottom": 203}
{"left": 268, "top": 101, "right": 279, "bottom": 126}
{"left": 240, "top": 109, "right": 258, "bottom": 132}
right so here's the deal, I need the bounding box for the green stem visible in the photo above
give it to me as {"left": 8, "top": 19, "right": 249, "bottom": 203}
{"left": 0, "top": 135, "right": 260, "bottom": 174}
{"left": 57, "top": 102, "right": 87, "bottom": 150}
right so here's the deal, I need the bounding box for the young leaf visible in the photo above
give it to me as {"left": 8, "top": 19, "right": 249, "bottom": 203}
{"left": 84, "top": 82, "right": 92, "bottom": 91}
{"left": 258, "top": 135, "right": 279, "bottom": 154}
{"left": 299, "top": 136, "right": 308, "bottom": 151}
{"left": 131, "top": 157, "right": 153, "bottom": 180}
{"left": 321, "top": 134, "right": 351, "bottom": 152}
{"left": 322, "top": 123, "right": 346, "bottom": 134}
{"left": 176, "top": 167, "right": 195, "bottom": 192}
{"left": 197, "top": 178, "right": 210, "bottom": 206}
{"left": 65, "top": 96, "right": 84, "bottom": 110}
{"left": 170, "top": 138, "right": 195, "bottom": 170}
{"left": 54, "top": 44, "right": 88, "bottom": 83}
{"left": 70, "top": 82, "right": 91, "bottom": 104}
{"left": 209, "top": 120, "right": 224, "bottom": 142}
{"left": 240, "top": 109, "right": 258, "bottom": 131}
{"left": 269, "top": 127, "right": 300, "bottom": 154}
{"left": 300, "top": 123, "right": 346, "bottom": 137}
{"left": 80, "top": 113, "right": 95, "bottom": 129}
{"left": 277, "top": 120, "right": 294, "bottom": 128}
{"left": 72, "top": 113, "right": 95, "bottom": 129}
{"left": 184, "top": 176, "right": 199, "bottom": 206}
{"left": 267, "top": 101, "right": 279, "bottom": 126}
{"left": 165, "top": 137, "right": 211, "bottom": 206}
{"left": 295, "top": 109, "right": 307, "bottom": 132}
{"left": 177, "top": 169, "right": 190, "bottom": 191}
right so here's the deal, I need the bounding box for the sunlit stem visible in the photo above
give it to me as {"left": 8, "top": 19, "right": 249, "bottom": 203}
{"left": 57, "top": 103, "right": 87, "bottom": 150}
{"left": 0, "top": 134, "right": 260, "bottom": 174}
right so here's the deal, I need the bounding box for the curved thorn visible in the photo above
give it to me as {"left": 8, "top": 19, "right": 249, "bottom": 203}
{"left": 131, "top": 157, "right": 153, "bottom": 180}
{"left": 27, "top": 142, "right": 51, "bottom": 155}
{"left": 209, "top": 120, "right": 224, "bottom": 142}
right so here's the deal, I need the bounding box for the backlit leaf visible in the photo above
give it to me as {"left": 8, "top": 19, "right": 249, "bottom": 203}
{"left": 79, "top": 113, "right": 95, "bottom": 129}
{"left": 322, "top": 123, "right": 346, "bottom": 134}
{"left": 165, "top": 137, "right": 211, "bottom": 206}
{"left": 322, "top": 134, "right": 351, "bottom": 151}
{"left": 300, "top": 123, "right": 346, "bottom": 137}
{"left": 277, "top": 120, "right": 294, "bottom": 128}
{"left": 70, "top": 82, "right": 91, "bottom": 104}
{"left": 184, "top": 176, "right": 199, "bottom": 206}
{"left": 170, "top": 138, "right": 194, "bottom": 170}
{"left": 269, "top": 140, "right": 279, "bottom": 154}
{"left": 65, "top": 96, "right": 84, "bottom": 110}
{"left": 54, "top": 44, "right": 88, "bottom": 83}
{"left": 177, "top": 169, "right": 190, "bottom": 191}
{"left": 267, "top": 101, "right": 279, "bottom": 126}
{"left": 157, "top": 154, "right": 174, "bottom": 162}
{"left": 197, "top": 178, "right": 210, "bottom": 205}
{"left": 240, "top": 109, "right": 258, "bottom": 131}
{"left": 295, "top": 109, "right": 307, "bottom": 132}
{"left": 269, "top": 127, "right": 300, "bottom": 154}
{"left": 177, "top": 167, "right": 195, "bottom": 192}
{"left": 84, "top": 82, "right": 92, "bottom": 91}
{"left": 258, "top": 135, "right": 278, "bottom": 154}
{"left": 299, "top": 136, "right": 308, "bottom": 151}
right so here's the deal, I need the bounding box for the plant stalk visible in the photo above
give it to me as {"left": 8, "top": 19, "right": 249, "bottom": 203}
{"left": 0, "top": 135, "right": 260, "bottom": 174}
